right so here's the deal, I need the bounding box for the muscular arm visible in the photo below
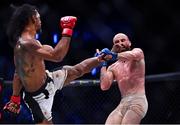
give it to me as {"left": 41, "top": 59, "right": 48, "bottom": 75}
{"left": 12, "top": 71, "right": 23, "bottom": 96}
{"left": 100, "top": 66, "right": 114, "bottom": 91}
{"left": 22, "top": 37, "right": 71, "bottom": 62}
{"left": 63, "top": 57, "right": 101, "bottom": 85}
{"left": 117, "top": 48, "right": 144, "bottom": 61}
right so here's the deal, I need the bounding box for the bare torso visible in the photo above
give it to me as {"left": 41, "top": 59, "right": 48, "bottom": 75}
{"left": 14, "top": 39, "right": 46, "bottom": 92}
{"left": 109, "top": 58, "right": 145, "bottom": 96}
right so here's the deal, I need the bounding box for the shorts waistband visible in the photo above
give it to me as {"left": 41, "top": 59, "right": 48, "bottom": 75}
{"left": 122, "top": 93, "right": 146, "bottom": 98}
{"left": 24, "top": 74, "right": 53, "bottom": 96}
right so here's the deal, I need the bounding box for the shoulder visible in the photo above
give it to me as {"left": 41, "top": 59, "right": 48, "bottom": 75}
{"left": 132, "top": 48, "right": 144, "bottom": 60}
{"left": 42, "top": 45, "right": 53, "bottom": 51}
{"left": 132, "top": 48, "right": 144, "bottom": 54}
{"left": 132, "top": 48, "right": 143, "bottom": 52}
{"left": 19, "top": 38, "right": 42, "bottom": 49}
{"left": 107, "top": 63, "right": 115, "bottom": 72}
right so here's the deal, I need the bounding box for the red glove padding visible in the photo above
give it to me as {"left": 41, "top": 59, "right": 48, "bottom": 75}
{"left": 3, "top": 96, "right": 21, "bottom": 114}
{"left": 60, "top": 16, "right": 77, "bottom": 36}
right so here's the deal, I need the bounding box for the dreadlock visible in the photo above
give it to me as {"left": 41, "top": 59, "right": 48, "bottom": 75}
{"left": 7, "top": 4, "right": 37, "bottom": 47}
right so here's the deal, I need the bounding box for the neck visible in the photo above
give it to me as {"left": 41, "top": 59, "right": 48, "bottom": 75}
{"left": 21, "top": 25, "right": 36, "bottom": 39}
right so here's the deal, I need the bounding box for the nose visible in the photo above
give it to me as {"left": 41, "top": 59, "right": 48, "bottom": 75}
{"left": 114, "top": 40, "right": 119, "bottom": 44}
{"left": 121, "top": 43, "right": 125, "bottom": 48}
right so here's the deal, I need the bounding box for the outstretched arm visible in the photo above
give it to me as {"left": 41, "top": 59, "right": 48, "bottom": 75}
{"left": 117, "top": 48, "right": 144, "bottom": 61}
{"left": 63, "top": 57, "right": 101, "bottom": 85}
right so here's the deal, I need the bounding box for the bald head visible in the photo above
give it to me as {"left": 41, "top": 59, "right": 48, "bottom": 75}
{"left": 113, "top": 33, "right": 130, "bottom": 43}
{"left": 111, "top": 33, "right": 131, "bottom": 53}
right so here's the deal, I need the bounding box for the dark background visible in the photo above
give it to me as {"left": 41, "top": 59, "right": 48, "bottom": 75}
{"left": 0, "top": 0, "right": 180, "bottom": 80}
{"left": 1, "top": 0, "right": 180, "bottom": 124}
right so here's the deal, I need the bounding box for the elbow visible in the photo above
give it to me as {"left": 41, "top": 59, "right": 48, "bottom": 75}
{"left": 100, "top": 81, "right": 110, "bottom": 91}
{"left": 51, "top": 51, "right": 65, "bottom": 62}
{"left": 55, "top": 58, "right": 63, "bottom": 62}
{"left": 53, "top": 58, "right": 63, "bottom": 62}
{"left": 53, "top": 55, "right": 64, "bottom": 62}
{"left": 133, "top": 48, "right": 144, "bottom": 60}
{"left": 137, "top": 52, "right": 144, "bottom": 60}
{"left": 101, "top": 85, "right": 110, "bottom": 91}
{"left": 138, "top": 49, "right": 144, "bottom": 59}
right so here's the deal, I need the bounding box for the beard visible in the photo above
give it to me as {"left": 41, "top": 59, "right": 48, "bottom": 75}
{"left": 36, "top": 27, "right": 42, "bottom": 34}
{"left": 121, "top": 46, "right": 131, "bottom": 52}
{"left": 111, "top": 44, "right": 131, "bottom": 53}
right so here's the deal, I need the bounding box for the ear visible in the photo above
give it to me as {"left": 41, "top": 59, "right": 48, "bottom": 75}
{"left": 128, "top": 41, "right": 131, "bottom": 47}
{"left": 31, "top": 15, "right": 36, "bottom": 24}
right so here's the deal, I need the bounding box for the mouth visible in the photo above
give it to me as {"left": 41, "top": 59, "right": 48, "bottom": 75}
{"left": 121, "top": 45, "right": 127, "bottom": 50}
{"left": 112, "top": 44, "right": 120, "bottom": 52}
{"left": 117, "top": 44, "right": 129, "bottom": 51}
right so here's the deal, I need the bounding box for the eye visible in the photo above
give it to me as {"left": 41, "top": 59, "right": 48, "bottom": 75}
{"left": 121, "top": 39, "right": 125, "bottom": 42}
{"left": 114, "top": 40, "right": 119, "bottom": 44}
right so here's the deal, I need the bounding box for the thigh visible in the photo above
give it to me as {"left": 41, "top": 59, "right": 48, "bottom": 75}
{"left": 50, "top": 69, "right": 67, "bottom": 90}
{"left": 105, "top": 102, "right": 127, "bottom": 124}
{"left": 38, "top": 96, "right": 54, "bottom": 121}
{"left": 105, "top": 109, "right": 123, "bottom": 124}
{"left": 121, "top": 96, "right": 148, "bottom": 124}
{"left": 24, "top": 92, "right": 54, "bottom": 123}
{"left": 24, "top": 94, "right": 46, "bottom": 123}
{"left": 121, "top": 109, "right": 142, "bottom": 124}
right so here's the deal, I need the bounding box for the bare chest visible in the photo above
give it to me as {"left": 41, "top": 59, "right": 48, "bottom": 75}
{"left": 110, "top": 60, "right": 135, "bottom": 78}
{"left": 111, "top": 59, "right": 145, "bottom": 78}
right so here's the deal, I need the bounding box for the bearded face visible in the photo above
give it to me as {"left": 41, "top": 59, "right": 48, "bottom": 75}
{"left": 111, "top": 33, "right": 131, "bottom": 53}
{"left": 32, "top": 10, "right": 42, "bottom": 33}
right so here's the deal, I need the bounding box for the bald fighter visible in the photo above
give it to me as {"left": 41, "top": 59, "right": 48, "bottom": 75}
{"left": 99, "top": 33, "right": 148, "bottom": 124}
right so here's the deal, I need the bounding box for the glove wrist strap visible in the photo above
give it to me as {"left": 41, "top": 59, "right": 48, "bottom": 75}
{"left": 112, "top": 52, "right": 118, "bottom": 61}
{"left": 101, "top": 61, "right": 107, "bottom": 67}
{"left": 62, "top": 28, "right": 73, "bottom": 36}
{"left": 11, "top": 96, "right": 20, "bottom": 104}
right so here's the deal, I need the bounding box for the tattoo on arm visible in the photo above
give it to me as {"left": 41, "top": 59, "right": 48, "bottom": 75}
{"left": 100, "top": 73, "right": 105, "bottom": 78}
{"left": 108, "top": 67, "right": 113, "bottom": 72}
